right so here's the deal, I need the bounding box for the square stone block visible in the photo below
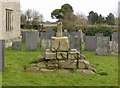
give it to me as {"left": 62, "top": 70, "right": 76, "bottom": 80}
{"left": 45, "top": 51, "right": 56, "bottom": 60}
{"left": 59, "top": 60, "right": 77, "bottom": 69}
{"left": 57, "top": 52, "right": 67, "bottom": 59}
{"left": 68, "top": 51, "right": 80, "bottom": 60}
{"left": 50, "top": 37, "right": 70, "bottom": 51}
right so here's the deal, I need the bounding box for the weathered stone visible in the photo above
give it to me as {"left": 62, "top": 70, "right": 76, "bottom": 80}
{"left": 50, "top": 37, "right": 70, "bottom": 51}
{"left": 37, "top": 62, "right": 46, "bottom": 68}
{"left": 85, "top": 36, "right": 97, "bottom": 51}
{"left": 56, "top": 69, "right": 70, "bottom": 74}
{"left": 56, "top": 22, "right": 62, "bottom": 37}
{"left": 26, "top": 67, "right": 39, "bottom": 72}
{"left": 40, "top": 69, "right": 54, "bottom": 72}
{"left": 112, "top": 32, "right": 119, "bottom": 43}
{"left": 109, "top": 41, "right": 118, "bottom": 55}
{"left": 12, "top": 41, "right": 22, "bottom": 50}
{"left": 38, "top": 55, "right": 45, "bottom": 62}
{"left": 80, "top": 54, "right": 86, "bottom": 60}
{"left": 96, "top": 36, "right": 110, "bottom": 56}
{"left": 26, "top": 31, "right": 39, "bottom": 51}
{"left": 0, "top": 40, "right": 5, "bottom": 71}
{"left": 41, "top": 39, "right": 50, "bottom": 52}
{"left": 59, "top": 60, "right": 77, "bottom": 69}
{"left": 47, "top": 60, "right": 58, "bottom": 68}
{"left": 68, "top": 51, "right": 80, "bottom": 60}
{"left": 57, "top": 52, "right": 67, "bottom": 59}
{"left": 95, "top": 33, "right": 103, "bottom": 37}
{"left": 30, "top": 63, "right": 37, "bottom": 67}
{"left": 45, "top": 51, "right": 56, "bottom": 60}
{"left": 78, "top": 60, "right": 90, "bottom": 69}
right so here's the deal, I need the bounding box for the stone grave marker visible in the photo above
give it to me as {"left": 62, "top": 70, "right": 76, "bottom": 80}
{"left": 109, "top": 41, "right": 118, "bottom": 55}
{"left": 26, "top": 31, "right": 39, "bottom": 50}
{"left": 69, "top": 31, "right": 82, "bottom": 52}
{"left": 12, "top": 41, "right": 22, "bottom": 50}
{"left": 112, "top": 32, "right": 118, "bottom": 43}
{"left": 85, "top": 35, "right": 97, "bottom": 51}
{"left": 40, "top": 29, "right": 55, "bottom": 52}
{"left": 96, "top": 36, "right": 110, "bottom": 56}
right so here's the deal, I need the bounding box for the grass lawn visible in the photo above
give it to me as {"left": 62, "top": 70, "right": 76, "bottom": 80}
{"left": 2, "top": 44, "right": 118, "bottom": 86}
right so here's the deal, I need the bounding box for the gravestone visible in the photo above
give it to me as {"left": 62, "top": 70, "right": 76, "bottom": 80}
{"left": 109, "top": 41, "right": 118, "bottom": 55}
{"left": 0, "top": 40, "right": 5, "bottom": 71}
{"left": 95, "top": 33, "right": 103, "bottom": 37}
{"left": 21, "top": 30, "right": 28, "bottom": 42}
{"left": 63, "top": 30, "right": 69, "bottom": 37}
{"left": 69, "top": 31, "right": 82, "bottom": 52}
{"left": 96, "top": 36, "right": 110, "bottom": 56}
{"left": 112, "top": 32, "right": 118, "bottom": 43}
{"left": 85, "top": 36, "right": 97, "bottom": 51}
{"left": 40, "top": 29, "right": 55, "bottom": 52}
{"left": 26, "top": 31, "right": 39, "bottom": 50}
{"left": 12, "top": 41, "right": 22, "bottom": 50}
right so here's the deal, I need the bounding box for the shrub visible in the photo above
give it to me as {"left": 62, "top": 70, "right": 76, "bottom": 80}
{"left": 82, "top": 26, "right": 114, "bottom": 40}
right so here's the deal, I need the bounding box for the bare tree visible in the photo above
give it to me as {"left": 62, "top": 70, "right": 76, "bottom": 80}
{"left": 21, "top": 9, "right": 43, "bottom": 30}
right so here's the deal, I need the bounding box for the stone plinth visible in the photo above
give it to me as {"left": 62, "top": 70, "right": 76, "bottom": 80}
{"left": 50, "top": 37, "right": 69, "bottom": 51}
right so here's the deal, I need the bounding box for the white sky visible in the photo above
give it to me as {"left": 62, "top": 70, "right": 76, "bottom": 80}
{"left": 20, "top": 0, "right": 119, "bottom": 22}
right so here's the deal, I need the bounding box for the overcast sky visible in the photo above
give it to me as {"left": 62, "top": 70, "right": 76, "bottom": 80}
{"left": 20, "top": 0, "right": 119, "bottom": 22}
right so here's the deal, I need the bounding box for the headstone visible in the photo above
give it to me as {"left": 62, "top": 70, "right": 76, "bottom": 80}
{"left": 63, "top": 29, "right": 69, "bottom": 37}
{"left": 109, "top": 41, "right": 118, "bottom": 55}
{"left": 40, "top": 29, "right": 55, "bottom": 50}
{"left": 112, "top": 32, "right": 118, "bottom": 43}
{"left": 96, "top": 36, "right": 110, "bottom": 56}
{"left": 69, "top": 31, "right": 82, "bottom": 52}
{"left": 12, "top": 41, "right": 22, "bottom": 50}
{"left": 21, "top": 30, "right": 28, "bottom": 42}
{"left": 41, "top": 39, "right": 50, "bottom": 52}
{"left": 0, "top": 40, "right": 5, "bottom": 71}
{"left": 95, "top": 33, "right": 103, "bottom": 37}
{"left": 85, "top": 36, "right": 97, "bottom": 51}
{"left": 26, "top": 31, "right": 39, "bottom": 50}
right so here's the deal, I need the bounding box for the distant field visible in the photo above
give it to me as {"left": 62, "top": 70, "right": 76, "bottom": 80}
{"left": 2, "top": 44, "right": 118, "bottom": 86}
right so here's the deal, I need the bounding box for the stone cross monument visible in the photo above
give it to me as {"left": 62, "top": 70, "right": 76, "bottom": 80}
{"left": 56, "top": 22, "right": 63, "bottom": 37}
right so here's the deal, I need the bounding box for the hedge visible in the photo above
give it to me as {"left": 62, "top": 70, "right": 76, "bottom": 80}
{"left": 82, "top": 26, "right": 115, "bottom": 40}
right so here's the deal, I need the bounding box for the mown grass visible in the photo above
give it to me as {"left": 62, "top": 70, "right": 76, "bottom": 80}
{"left": 2, "top": 43, "right": 118, "bottom": 86}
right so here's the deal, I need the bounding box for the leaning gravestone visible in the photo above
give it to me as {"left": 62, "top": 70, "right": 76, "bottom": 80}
{"left": 26, "top": 31, "right": 39, "bottom": 50}
{"left": 0, "top": 40, "right": 5, "bottom": 71}
{"left": 85, "top": 35, "right": 96, "bottom": 51}
{"left": 12, "top": 41, "right": 22, "bottom": 50}
{"left": 96, "top": 36, "right": 110, "bottom": 56}
{"left": 40, "top": 29, "right": 55, "bottom": 52}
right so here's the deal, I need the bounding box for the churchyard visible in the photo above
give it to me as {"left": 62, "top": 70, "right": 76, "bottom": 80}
{"left": 0, "top": 0, "right": 119, "bottom": 87}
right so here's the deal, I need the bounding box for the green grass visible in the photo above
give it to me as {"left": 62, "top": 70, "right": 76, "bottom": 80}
{"left": 2, "top": 43, "right": 118, "bottom": 86}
